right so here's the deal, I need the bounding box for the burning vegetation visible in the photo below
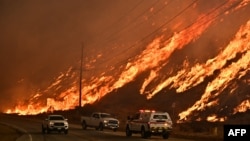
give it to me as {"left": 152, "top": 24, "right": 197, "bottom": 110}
{"left": 5, "top": 0, "right": 250, "bottom": 123}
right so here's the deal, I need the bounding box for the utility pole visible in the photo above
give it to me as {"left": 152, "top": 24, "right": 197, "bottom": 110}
{"left": 79, "top": 43, "right": 84, "bottom": 108}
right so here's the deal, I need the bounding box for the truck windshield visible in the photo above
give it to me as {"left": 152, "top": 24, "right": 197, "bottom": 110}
{"left": 100, "top": 114, "right": 112, "bottom": 118}
{"left": 153, "top": 115, "right": 168, "bottom": 119}
{"left": 49, "top": 116, "right": 64, "bottom": 120}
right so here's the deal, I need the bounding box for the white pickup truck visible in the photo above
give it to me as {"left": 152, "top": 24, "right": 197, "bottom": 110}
{"left": 81, "top": 112, "right": 119, "bottom": 131}
{"left": 42, "top": 114, "right": 69, "bottom": 134}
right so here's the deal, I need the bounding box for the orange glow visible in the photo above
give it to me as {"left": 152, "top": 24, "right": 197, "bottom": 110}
{"left": 5, "top": 0, "right": 250, "bottom": 121}
{"left": 206, "top": 115, "right": 226, "bottom": 122}
{"left": 178, "top": 20, "right": 250, "bottom": 121}
{"left": 233, "top": 100, "right": 250, "bottom": 114}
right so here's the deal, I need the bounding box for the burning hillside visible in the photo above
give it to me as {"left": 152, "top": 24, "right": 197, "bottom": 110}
{"left": 5, "top": 0, "right": 250, "bottom": 123}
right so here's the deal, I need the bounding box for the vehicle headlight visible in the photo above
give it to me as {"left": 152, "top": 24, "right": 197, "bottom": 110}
{"left": 49, "top": 121, "right": 54, "bottom": 125}
{"left": 64, "top": 121, "right": 68, "bottom": 125}
{"left": 103, "top": 120, "right": 108, "bottom": 123}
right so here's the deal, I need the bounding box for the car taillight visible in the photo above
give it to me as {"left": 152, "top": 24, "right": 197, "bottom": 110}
{"left": 164, "top": 121, "right": 173, "bottom": 127}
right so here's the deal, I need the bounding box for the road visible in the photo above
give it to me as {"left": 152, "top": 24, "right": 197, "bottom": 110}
{"left": 0, "top": 114, "right": 194, "bottom": 141}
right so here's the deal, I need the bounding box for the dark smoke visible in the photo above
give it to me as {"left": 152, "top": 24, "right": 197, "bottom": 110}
{"left": 0, "top": 0, "right": 148, "bottom": 111}
{"left": 0, "top": 0, "right": 249, "bottom": 114}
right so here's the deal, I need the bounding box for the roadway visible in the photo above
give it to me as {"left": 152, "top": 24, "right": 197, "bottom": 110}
{"left": 0, "top": 114, "right": 194, "bottom": 141}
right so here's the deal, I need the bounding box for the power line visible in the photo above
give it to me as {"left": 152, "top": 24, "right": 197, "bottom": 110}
{"left": 101, "top": 0, "right": 145, "bottom": 34}
{"left": 93, "top": 0, "right": 198, "bottom": 68}
{"left": 105, "top": 0, "right": 176, "bottom": 43}
{"left": 86, "top": 0, "right": 145, "bottom": 45}
{"left": 79, "top": 43, "right": 84, "bottom": 108}
{"left": 105, "top": 0, "right": 161, "bottom": 42}
{"left": 93, "top": 0, "right": 240, "bottom": 71}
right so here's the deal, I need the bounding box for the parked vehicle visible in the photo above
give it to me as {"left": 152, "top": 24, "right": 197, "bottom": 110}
{"left": 81, "top": 112, "right": 119, "bottom": 131}
{"left": 42, "top": 114, "right": 69, "bottom": 134}
{"left": 126, "top": 110, "right": 173, "bottom": 139}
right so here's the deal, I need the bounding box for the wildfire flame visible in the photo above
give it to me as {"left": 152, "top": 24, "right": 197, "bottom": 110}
{"left": 233, "top": 99, "right": 250, "bottom": 114}
{"left": 5, "top": 0, "right": 250, "bottom": 123}
{"left": 178, "top": 20, "right": 250, "bottom": 122}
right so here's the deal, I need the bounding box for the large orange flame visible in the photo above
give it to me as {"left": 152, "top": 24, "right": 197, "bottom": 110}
{"left": 5, "top": 0, "right": 250, "bottom": 121}
{"left": 178, "top": 20, "right": 250, "bottom": 122}
{"left": 233, "top": 100, "right": 250, "bottom": 114}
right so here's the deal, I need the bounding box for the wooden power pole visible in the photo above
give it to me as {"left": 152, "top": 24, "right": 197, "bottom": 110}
{"left": 79, "top": 43, "right": 84, "bottom": 108}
